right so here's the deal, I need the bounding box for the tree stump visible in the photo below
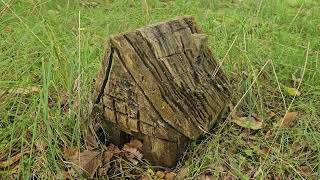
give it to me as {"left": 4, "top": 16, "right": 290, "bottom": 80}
{"left": 94, "top": 16, "right": 231, "bottom": 167}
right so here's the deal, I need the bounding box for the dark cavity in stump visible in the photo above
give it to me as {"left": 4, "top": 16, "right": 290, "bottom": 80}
{"left": 93, "top": 16, "right": 231, "bottom": 167}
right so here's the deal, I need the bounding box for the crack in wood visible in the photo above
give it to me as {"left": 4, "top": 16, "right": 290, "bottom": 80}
{"left": 94, "top": 17, "right": 231, "bottom": 167}
{"left": 113, "top": 48, "right": 185, "bottom": 138}
{"left": 95, "top": 46, "right": 115, "bottom": 104}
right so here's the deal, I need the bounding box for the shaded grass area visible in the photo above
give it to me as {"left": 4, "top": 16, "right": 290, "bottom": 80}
{"left": 0, "top": 0, "right": 319, "bottom": 179}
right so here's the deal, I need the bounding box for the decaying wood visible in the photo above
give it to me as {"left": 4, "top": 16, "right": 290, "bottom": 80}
{"left": 94, "top": 16, "right": 231, "bottom": 167}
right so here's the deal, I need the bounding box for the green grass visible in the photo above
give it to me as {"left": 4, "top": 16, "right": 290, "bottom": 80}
{"left": 0, "top": 0, "right": 319, "bottom": 179}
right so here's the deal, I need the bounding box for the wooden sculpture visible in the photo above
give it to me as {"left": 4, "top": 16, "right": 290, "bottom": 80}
{"left": 94, "top": 16, "right": 231, "bottom": 167}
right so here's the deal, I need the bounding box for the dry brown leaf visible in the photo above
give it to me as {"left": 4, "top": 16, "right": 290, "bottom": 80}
{"left": 63, "top": 148, "right": 78, "bottom": 158}
{"left": 260, "top": 146, "right": 271, "bottom": 155}
{"left": 102, "top": 144, "right": 120, "bottom": 163}
{"left": 122, "top": 139, "right": 143, "bottom": 164}
{"left": 102, "top": 150, "right": 114, "bottom": 164}
{"left": 299, "top": 165, "right": 313, "bottom": 175}
{"left": 66, "top": 150, "right": 102, "bottom": 178}
{"left": 267, "top": 111, "right": 276, "bottom": 118}
{"left": 164, "top": 172, "right": 176, "bottom": 180}
{"left": 97, "top": 151, "right": 112, "bottom": 177}
{"left": 126, "top": 139, "right": 143, "bottom": 151}
{"left": 156, "top": 171, "right": 166, "bottom": 178}
{"left": 251, "top": 113, "right": 262, "bottom": 121}
{"left": 107, "top": 143, "right": 121, "bottom": 153}
{"left": 278, "top": 112, "right": 298, "bottom": 128}
{"left": 98, "top": 144, "right": 121, "bottom": 177}
{"left": 84, "top": 130, "right": 99, "bottom": 150}
{"left": 123, "top": 145, "right": 143, "bottom": 164}
{"left": 0, "top": 150, "right": 30, "bottom": 168}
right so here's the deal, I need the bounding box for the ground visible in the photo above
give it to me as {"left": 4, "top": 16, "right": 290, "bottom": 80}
{"left": 0, "top": 0, "right": 319, "bottom": 179}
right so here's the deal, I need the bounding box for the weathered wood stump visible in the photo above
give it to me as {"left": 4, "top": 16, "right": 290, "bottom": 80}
{"left": 94, "top": 16, "right": 231, "bottom": 167}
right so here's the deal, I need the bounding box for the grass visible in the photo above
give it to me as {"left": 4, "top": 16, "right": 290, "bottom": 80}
{"left": 0, "top": 0, "right": 319, "bottom": 179}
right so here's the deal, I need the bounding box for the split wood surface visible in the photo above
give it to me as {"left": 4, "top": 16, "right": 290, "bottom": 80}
{"left": 94, "top": 16, "right": 231, "bottom": 167}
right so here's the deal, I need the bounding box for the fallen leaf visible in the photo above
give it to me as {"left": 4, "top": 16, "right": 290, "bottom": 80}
{"left": 63, "top": 148, "right": 78, "bottom": 158}
{"left": 84, "top": 129, "right": 99, "bottom": 150}
{"left": 165, "top": 172, "right": 176, "bottom": 180}
{"left": 267, "top": 111, "right": 276, "bottom": 118}
{"left": 277, "top": 112, "right": 298, "bottom": 128}
{"left": 284, "top": 86, "right": 301, "bottom": 96}
{"left": 126, "top": 139, "right": 143, "bottom": 151}
{"left": 156, "top": 171, "right": 165, "bottom": 178}
{"left": 66, "top": 150, "right": 102, "bottom": 178}
{"left": 232, "top": 116, "right": 263, "bottom": 130}
{"left": 251, "top": 113, "right": 262, "bottom": 121}
{"left": 260, "top": 146, "right": 271, "bottom": 155}
{"left": 123, "top": 146, "right": 143, "bottom": 164}
{"left": 102, "top": 144, "right": 120, "bottom": 163}
{"left": 97, "top": 144, "right": 121, "bottom": 177}
{"left": 299, "top": 165, "right": 313, "bottom": 175}
{"left": 244, "top": 149, "right": 254, "bottom": 156}
{"left": 0, "top": 150, "right": 30, "bottom": 168}
{"left": 122, "top": 139, "right": 143, "bottom": 164}
{"left": 102, "top": 150, "right": 114, "bottom": 163}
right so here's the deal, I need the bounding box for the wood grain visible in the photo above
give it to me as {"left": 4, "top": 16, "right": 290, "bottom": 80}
{"left": 94, "top": 16, "right": 231, "bottom": 167}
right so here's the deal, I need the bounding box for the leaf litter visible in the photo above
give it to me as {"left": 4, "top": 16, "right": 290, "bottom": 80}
{"left": 65, "top": 150, "right": 102, "bottom": 178}
{"left": 0, "top": 150, "right": 30, "bottom": 168}
{"left": 64, "top": 138, "right": 145, "bottom": 178}
{"left": 275, "top": 112, "right": 298, "bottom": 128}
{"left": 231, "top": 113, "right": 263, "bottom": 130}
